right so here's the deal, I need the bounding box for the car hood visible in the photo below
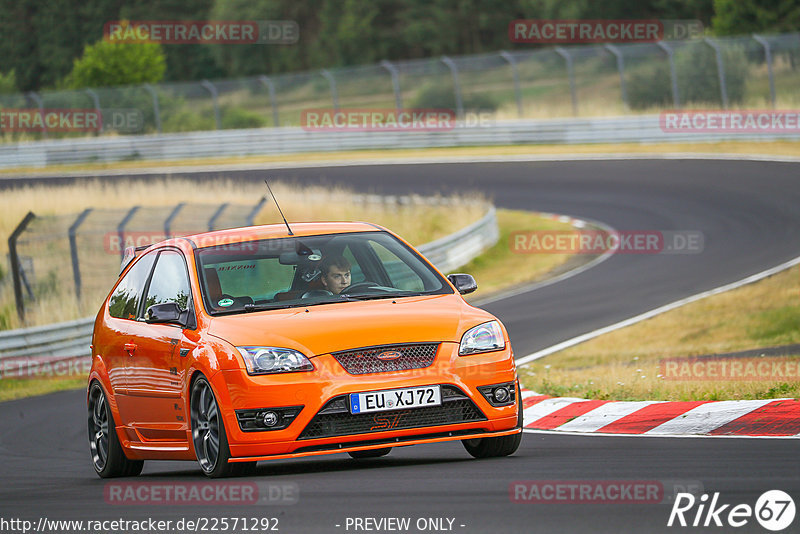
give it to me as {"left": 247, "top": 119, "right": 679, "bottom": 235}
{"left": 206, "top": 294, "right": 497, "bottom": 356}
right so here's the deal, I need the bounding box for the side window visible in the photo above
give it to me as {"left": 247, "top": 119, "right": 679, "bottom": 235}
{"left": 368, "top": 241, "right": 425, "bottom": 291}
{"left": 143, "top": 251, "right": 192, "bottom": 312}
{"left": 108, "top": 252, "right": 156, "bottom": 320}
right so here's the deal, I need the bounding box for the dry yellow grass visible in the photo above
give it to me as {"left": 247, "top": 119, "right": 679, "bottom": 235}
{"left": 520, "top": 266, "right": 800, "bottom": 401}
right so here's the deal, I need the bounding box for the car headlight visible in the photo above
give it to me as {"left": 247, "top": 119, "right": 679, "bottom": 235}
{"left": 459, "top": 321, "right": 506, "bottom": 356}
{"left": 236, "top": 346, "right": 314, "bottom": 375}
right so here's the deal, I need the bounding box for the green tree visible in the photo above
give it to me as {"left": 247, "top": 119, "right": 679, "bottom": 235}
{"left": 712, "top": 0, "right": 800, "bottom": 35}
{"left": 63, "top": 37, "right": 166, "bottom": 89}
{"left": 0, "top": 70, "right": 17, "bottom": 93}
{"left": 119, "top": 0, "right": 223, "bottom": 81}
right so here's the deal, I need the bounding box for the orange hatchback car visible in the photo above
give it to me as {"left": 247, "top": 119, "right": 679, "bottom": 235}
{"left": 88, "top": 222, "right": 521, "bottom": 478}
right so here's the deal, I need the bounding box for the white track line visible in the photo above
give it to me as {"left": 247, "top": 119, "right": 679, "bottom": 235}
{"left": 516, "top": 254, "right": 800, "bottom": 366}
{"left": 644, "top": 399, "right": 775, "bottom": 436}
{"left": 555, "top": 401, "right": 661, "bottom": 433}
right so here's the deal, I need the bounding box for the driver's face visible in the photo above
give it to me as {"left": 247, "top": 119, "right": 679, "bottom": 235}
{"left": 322, "top": 266, "right": 351, "bottom": 294}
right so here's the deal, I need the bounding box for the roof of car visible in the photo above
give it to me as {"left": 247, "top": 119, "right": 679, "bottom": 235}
{"left": 182, "top": 221, "right": 386, "bottom": 248}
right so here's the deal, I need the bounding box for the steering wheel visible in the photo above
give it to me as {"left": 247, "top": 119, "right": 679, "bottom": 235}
{"left": 301, "top": 289, "right": 333, "bottom": 299}
{"left": 340, "top": 281, "right": 378, "bottom": 294}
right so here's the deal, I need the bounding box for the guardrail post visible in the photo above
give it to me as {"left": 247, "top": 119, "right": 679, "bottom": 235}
{"left": 704, "top": 37, "right": 729, "bottom": 109}
{"left": 143, "top": 83, "right": 162, "bottom": 133}
{"left": 657, "top": 41, "right": 680, "bottom": 108}
{"left": 555, "top": 47, "right": 578, "bottom": 116}
{"left": 258, "top": 75, "right": 280, "bottom": 126}
{"left": 753, "top": 35, "right": 776, "bottom": 108}
{"left": 499, "top": 51, "right": 523, "bottom": 118}
{"left": 208, "top": 203, "right": 229, "bottom": 231}
{"left": 320, "top": 70, "right": 339, "bottom": 112}
{"left": 604, "top": 44, "right": 629, "bottom": 110}
{"left": 380, "top": 60, "right": 403, "bottom": 111}
{"left": 200, "top": 80, "right": 222, "bottom": 129}
{"left": 26, "top": 91, "right": 47, "bottom": 139}
{"left": 164, "top": 203, "right": 186, "bottom": 239}
{"left": 8, "top": 211, "right": 35, "bottom": 322}
{"left": 440, "top": 56, "right": 464, "bottom": 118}
{"left": 117, "top": 206, "right": 139, "bottom": 260}
{"left": 68, "top": 208, "right": 93, "bottom": 304}
{"left": 85, "top": 89, "right": 102, "bottom": 134}
{"left": 246, "top": 197, "right": 268, "bottom": 226}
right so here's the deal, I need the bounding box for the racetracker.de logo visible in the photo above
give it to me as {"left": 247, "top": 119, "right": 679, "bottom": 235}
{"left": 660, "top": 357, "right": 800, "bottom": 381}
{"left": 301, "top": 108, "right": 457, "bottom": 132}
{"left": 0, "top": 109, "right": 100, "bottom": 132}
{"left": 661, "top": 110, "right": 800, "bottom": 133}
{"left": 509, "top": 19, "right": 703, "bottom": 44}
{"left": 104, "top": 20, "right": 298, "bottom": 44}
{"left": 510, "top": 230, "right": 703, "bottom": 255}
{"left": 510, "top": 480, "right": 703, "bottom": 505}
{"left": 104, "top": 481, "right": 299, "bottom": 505}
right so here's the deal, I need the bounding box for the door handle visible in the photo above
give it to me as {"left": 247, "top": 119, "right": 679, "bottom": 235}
{"left": 124, "top": 343, "right": 137, "bottom": 354}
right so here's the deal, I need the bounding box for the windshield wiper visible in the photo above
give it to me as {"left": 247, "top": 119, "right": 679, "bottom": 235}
{"left": 241, "top": 296, "right": 361, "bottom": 313}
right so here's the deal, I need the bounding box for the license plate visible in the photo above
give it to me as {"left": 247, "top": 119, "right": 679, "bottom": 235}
{"left": 350, "top": 385, "right": 441, "bottom": 414}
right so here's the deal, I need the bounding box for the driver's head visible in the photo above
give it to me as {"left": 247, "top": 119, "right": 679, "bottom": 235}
{"left": 320, "top": 255, "right": 351, "bottom": 294}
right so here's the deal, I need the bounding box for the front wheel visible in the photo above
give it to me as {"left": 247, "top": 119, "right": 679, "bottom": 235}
{"left": 191, "top": 376, "right": 256, "bottom": 478}
{"left": 462, "top": 399, "right": 523, "bottom": 459}
{"left": 88, "top": 382, "right": 144, "bottom": 478}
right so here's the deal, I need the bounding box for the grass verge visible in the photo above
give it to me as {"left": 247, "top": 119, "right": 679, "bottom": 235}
{"left": 520, "top": 266, "right": 800, "bottom": 401}
{"left": 0, "top": 376, "right": 86, "bottom": 403}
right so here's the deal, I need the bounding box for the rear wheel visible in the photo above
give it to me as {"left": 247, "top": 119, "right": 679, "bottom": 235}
{"left": 191, "top": 376, "right": 256, "bottom": 478}
{"left": 348, "top": 447, "right": 392, "bottom": 459}
{"left": 462, "top": 396, "right": 523, "bottom": 459}
{"left": 88, "top": 382, "right": 144, "bottom": 478}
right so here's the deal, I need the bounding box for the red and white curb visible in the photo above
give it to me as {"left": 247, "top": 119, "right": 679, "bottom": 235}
{"left": 521, "top": 390, "right": 800, "bottom": 438}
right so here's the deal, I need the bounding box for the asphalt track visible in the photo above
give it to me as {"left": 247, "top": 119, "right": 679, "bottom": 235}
{"left": 2, "top": 159, "right": 800, "bottom": 533}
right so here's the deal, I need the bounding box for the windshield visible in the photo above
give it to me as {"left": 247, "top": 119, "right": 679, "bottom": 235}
{"left": 195, "top": 231, "right": 451, "bottom": 315}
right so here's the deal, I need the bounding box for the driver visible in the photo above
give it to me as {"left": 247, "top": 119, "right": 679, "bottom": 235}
{"left": 319, "top": 255, "right": 351, "bottom": 294}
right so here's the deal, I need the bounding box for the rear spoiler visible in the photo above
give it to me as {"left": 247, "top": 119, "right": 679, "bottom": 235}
{"left": 119, "top": 245, "right": 152, "bottom": 275}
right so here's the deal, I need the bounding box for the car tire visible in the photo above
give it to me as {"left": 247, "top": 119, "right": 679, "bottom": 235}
{"left": 348, "top": 447, "right": 392, "bottom": 459}
{"left": 191, "top": 376, "right": 257, "bottom": 478}
{"left": 462, "top": 397, "right": 523, "bottom": 459}
{"left": 88, "top": 381, "right": 144, "bottom": 478}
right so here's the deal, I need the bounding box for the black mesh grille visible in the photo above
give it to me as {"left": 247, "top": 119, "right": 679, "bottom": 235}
{"left": 298, "top": 385, "right": 486, "bottom": 440}
{"left": 332, "top": 343, "right": 439, "bottom": 375}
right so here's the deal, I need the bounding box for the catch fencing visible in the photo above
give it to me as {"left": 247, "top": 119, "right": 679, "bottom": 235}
{"left": 1, "top": 32, "right": 799, "bottom": 142}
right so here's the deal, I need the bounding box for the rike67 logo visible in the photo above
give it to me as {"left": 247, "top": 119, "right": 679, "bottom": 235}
{"left": 668, "top": 490, "right": 795, "bottom": 531}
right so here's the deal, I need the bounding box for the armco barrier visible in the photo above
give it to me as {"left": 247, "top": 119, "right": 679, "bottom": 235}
{"left": 4, "top": 116, "right": 800, "bottom": 169}
{"left": 0, "top": 205, "right": 498, "bottom": 361}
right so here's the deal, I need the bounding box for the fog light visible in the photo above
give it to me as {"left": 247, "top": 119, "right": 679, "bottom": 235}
{"left": 493, "top": 387, "right": 510, "bottom": 403}
{"left": 261, "top": 411, "right": 279, "bottom": 427}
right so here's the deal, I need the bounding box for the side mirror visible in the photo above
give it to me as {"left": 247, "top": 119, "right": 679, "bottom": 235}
{"left": 447, "top": 273, "right": 477, "bottom": 295}
{"left": 145, "top": 302, "right": 183, "bottom": 325}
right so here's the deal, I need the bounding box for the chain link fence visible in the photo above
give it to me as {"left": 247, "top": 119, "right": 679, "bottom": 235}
{"left": 1, "top": 32, "right": 799, "bottom": 141}
{"left": 3, "top": 199, "right": 267, "bottom": 328}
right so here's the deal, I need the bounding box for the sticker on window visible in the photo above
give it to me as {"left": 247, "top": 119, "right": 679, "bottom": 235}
{"left": 218, "top": 298, "right": 234, "bottom": 307}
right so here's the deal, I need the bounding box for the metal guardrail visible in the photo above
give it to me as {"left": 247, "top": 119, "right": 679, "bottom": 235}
{"left": 3, "top": 116, "right": 799, "bottom": 169}
{"left": 0, "top": 205, "right": 499, "bottom": 361}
